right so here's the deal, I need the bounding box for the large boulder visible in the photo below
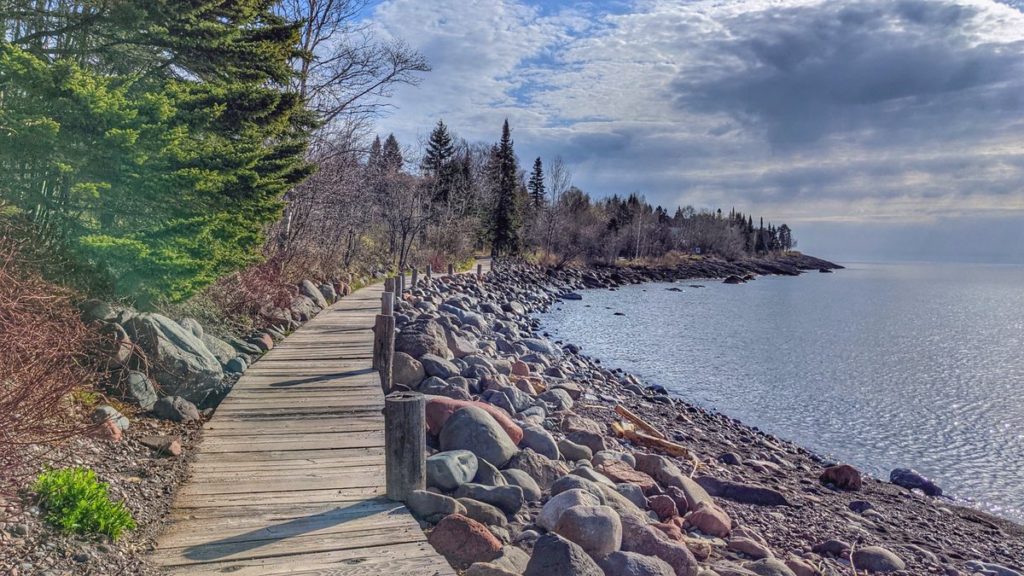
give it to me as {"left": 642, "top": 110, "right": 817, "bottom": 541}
{"left": 851, "top": 546, "right": 905, "bottom": 573}
{"left": 119, "top": 371, "right": 158, "bottom": 410}
{"left": 501, "top": 469, "right": 542, "bottom": 501}
{"left": 599, "top": 551, "right": 676, "bottom": 576}
{"left": 123, "top": 313, "right": 225, "bottom": 406}
{"left": 299, "top": 279, "right": 329, "bottom": 309}
{"left": 152, "top": 396, "right": 200, "bottom": 422}
{"left": 696, "top": 476, "right": 789, "bottom": 506}
{"left": 520, "top": 424, "right": 560, "bottom": 460}
{"left": 427, "top": 450, "right": 479, "bottom": 491}
{"left": 454, "top": 483, "right": 525, "bottom": 515}
{"left": 425, "top": 396, "right": 523, "bottom": 445}
{"left": 620, "top": 513, "right": 700, "bottom": 576}
{"left": 506, "top": 449, "right": 570, "bottom": 491}
{"left": 393, "top": 352, "right": 426, "bottom": 387}
{"left": 396, "top": 319, "right": 451, "bottom": 359}
{"left": 419, "top": 376, "right": 472, "bottom": 401}
{"left": 290, "top": 294, "right": 319, "bottom": 322}
{"left": 745, "top": 559, "right": 797, "bottom": 576}
{"left": 684, "top": 502, "right": 732, "bottom": 537}
{"left": 420, "top": 354, "right": 460, "bottom": 379}
{"left": 889, "top": 468, "right": 942, "bottom": 496}
{"left": 819, "top": 464, "right": 862, "bottom": 491}
{"left": 524, "top": 534, "right": 604, "bottom": 576}
{"left": 201, "top": 333, "right": 237, "bottom": 367}
{"left": 407, "top": 490, "right": 466, "bottom": 523}
{"left": 444, "top": 326, "right": 478, "bottom": 358}
{"left": 427, "top": 514, "right": 502, "bottom": 568}
{"left": 554, "top": 505, "right": 623, "bottom": 559}
{"left": 439, "top": 406, "right": 518, "bottom": 468}
{"left": 538, "top": 488, "right": 602, "bottom": 531}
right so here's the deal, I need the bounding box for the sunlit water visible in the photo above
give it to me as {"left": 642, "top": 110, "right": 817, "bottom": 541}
{"left": 539, "top": 262, "right": 1024, "bottom": 522}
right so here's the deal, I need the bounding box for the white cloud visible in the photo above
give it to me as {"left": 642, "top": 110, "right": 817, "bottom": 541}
{"left": 368, "top": 0, "right": 1024, "bottom": 249}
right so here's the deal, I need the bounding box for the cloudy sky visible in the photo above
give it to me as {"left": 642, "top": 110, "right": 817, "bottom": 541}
{"left": 365, "top": 0, "right": 1024, "bottom": 263}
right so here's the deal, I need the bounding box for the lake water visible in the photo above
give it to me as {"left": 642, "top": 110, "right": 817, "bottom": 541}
{"left": 538, "top": 262, "right": 1024, "bottom": 522}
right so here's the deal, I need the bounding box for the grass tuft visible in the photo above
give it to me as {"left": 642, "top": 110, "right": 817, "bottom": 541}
{"left": 33, "top": 467, "right": 136, "bottom": 539}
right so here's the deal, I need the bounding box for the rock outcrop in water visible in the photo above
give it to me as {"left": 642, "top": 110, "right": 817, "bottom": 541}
{"left": 397, "top": 255, "right": 1023, "bottom": 576}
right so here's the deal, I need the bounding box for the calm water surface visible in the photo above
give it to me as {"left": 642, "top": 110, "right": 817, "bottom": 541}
{"left": 538, "top": 262, "right": 1024, "bottom": 522}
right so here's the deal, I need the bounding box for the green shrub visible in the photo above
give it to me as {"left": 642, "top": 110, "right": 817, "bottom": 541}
{"left": 33, "top": 468, "right": 136, "bottom": 539}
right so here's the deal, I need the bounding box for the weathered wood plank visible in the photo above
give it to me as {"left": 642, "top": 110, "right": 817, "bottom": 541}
{"left": 150, "top": 274, "right": 468, "bottom": 575}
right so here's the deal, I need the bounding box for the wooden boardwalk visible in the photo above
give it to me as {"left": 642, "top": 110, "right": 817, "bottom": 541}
{"left": 151, "top": 281, "right": 457, "bottom": 576}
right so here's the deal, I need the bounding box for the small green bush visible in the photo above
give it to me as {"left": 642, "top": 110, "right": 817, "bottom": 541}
{"left": 33, "top": 467, "right": 136, "bottom": 539}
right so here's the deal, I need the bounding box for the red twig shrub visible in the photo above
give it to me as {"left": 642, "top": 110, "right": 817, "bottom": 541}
{"left": 0, "top": 237, "right": 98, "bottom": 493}
{"left": 200, "top": 253, "right": 298, "bottom": 331}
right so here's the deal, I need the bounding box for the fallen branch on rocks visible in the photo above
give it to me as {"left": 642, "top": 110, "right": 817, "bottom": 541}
{"left": 611, "top": 420, "right": 698, "bottom": 466}
{"left": 615, "top": 404, "right": 667, "bottom": 440}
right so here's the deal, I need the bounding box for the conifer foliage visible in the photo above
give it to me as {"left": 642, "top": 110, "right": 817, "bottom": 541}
{"left": 489, "top": 120, "right": 522, "bottom": 257}
{"left": 0, "top": 1, "right": 312, "bottom": 305}
{"left": 528, "top": 157, "right": 545, "bottom": 207}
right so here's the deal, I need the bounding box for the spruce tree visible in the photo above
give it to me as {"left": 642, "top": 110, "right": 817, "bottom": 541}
{"left": 0, "top": 0, "right": 312, "bottom": 304}
{"left": 528, "top": 157, "right": 545, "bottom": 207}
{"left": 381, "top": 134, "right": 404, "bottom": 173}
{"left": 421, "top": 120, "right": 454, "bottom": 175}
{"left": 489, "top": 119, "right": 521, "bottom": 257}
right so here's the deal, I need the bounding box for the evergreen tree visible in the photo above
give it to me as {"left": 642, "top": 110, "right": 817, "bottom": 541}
{"left": 421, "top": 120, "right": 454, "bottom": 175}
{"left": 381, "top": 134, "right": 403, "bottom": 173}
{"left": 489, "top": 119, "right": 521, "bottom": 256}
{"left": 0, "top": 1, "right": 312, "bottom": 304}
{"left": 528, "top": 157, "right": 545, "bottom": 207}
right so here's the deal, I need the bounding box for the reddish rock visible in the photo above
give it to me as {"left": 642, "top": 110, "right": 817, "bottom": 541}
{"left": 427, "top": 514, "right": 502, "bottom": 568}
{"left": 596, "top": 461, "right": 658, "bottom": 492}
{"left": 666, "top": 486, "right": 690, "bottom": 515}
{"left": 425, "top": 396, "right": 523, "bottom": 445}
{"left": 139, "top": 435, "right": 182, "bottom": 457}
{"left": 252, "top": 333, "right": 274, "bottom": 352}
{"left": 683, "top": 502, "right": 731, "bottom": 537}
{"left": 620, "top": 514, "right": 700, "bottom": 576}
{"left": 511, "top": 360, "right": 530, "bottom": 376}
{"left": 819, "top": 464, "right": 862, "bottom": 491}
{"left": 786, "top": 556, "right": 822, "bottom": 576}
{"left": 727, "top": 536, "right": 772, "bottom": 559}
{"left": 93, "top": 419, "right": 122, "bottom": 442}
{"left": 649, "top": 494, "right": 679, "bottom": 521}
{"left": 652, "top": 521, "right": 684, "bottom": 541}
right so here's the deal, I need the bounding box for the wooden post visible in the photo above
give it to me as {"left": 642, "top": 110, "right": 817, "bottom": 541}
{"left": 398, "top": 270, "right": 406, "bottom": 295}
{"left": 425, "top": 265, "right": 432, "bottom": 282}
{"left": 373, "top": 290, "right": 394, "bottom": 370}
{"left": 411, "top": 267, "right": 418, "bottom": 289}
{"left": 447, "top": 263, "right": 454, "bottom": 276}
{"left": 374, "top": 291, "right": 395, "bottom": 392}
{"left": 384, "top": 392, "right": 426, "bottom": 502}
{"left": 477, "top": 263, "right": 483, "bottom": 278}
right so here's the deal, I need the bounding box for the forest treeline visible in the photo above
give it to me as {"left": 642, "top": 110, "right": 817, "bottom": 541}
{"left": 1, "top": 0, "right": 796, "bottom": 313}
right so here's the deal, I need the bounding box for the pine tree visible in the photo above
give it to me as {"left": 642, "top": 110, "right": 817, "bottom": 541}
{"left": 421, "top": 120, "right": 454, "bottom": 175}
{"left": 0, "top": 1, "right": 312, "bottom": 304}
{"left": 381, "top": 134, "right": 403, "bottom": 173}
{"left": 489, "top": 119, "right": 521, "bottom": 257}
{"left": 528, "top": 157, "right": 545, "bottom": 207}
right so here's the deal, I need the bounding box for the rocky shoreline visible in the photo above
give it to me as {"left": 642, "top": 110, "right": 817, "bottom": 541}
{"left": 392, "top": 255, "right": 1023, "bottom": 576}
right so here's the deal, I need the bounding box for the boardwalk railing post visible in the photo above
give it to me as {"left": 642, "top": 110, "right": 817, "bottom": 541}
{"left": 373, "top": 284, "right": 394, "bottom": 370}
{"left": 477, "top": 263, "right": 483, "bottom": 278}
{"left": 425, "top": 264, "right": 432, "bottom": 283}
{"left": 398, "top": 269, "right": 406, "bottom": 295}
{"left": 384, "top": 391, "right": 426, "bottom": 502}
{"left": 374, "top": 289, "right": 395, "bottom": 394}
{"left": 447, "top": 263, "right": 454, "bottom": 276}
{"left": 411, "top": 267, "right": 418, "bottom": 290}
